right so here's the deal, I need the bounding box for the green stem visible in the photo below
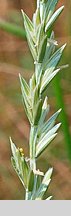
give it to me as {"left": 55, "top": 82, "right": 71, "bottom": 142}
{"left": 53, "top": 74, "right": 71, "bottom": 161}
{"left": 25, "top": 189, "right": 29, "bottom": 200}
{"left": 29, "top": 126, "right": 37, "bottom": 170}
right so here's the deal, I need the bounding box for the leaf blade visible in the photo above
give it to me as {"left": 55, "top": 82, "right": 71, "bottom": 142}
{"left": 45, "top": 6, "right": 64, "bottom": 32}
{"left": 35, "top": 168, "right": 53, "bottom": 200}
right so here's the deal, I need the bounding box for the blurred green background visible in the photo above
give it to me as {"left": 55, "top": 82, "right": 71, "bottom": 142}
{"left": 0, "top": 0, "right": 71, "bottom": 200}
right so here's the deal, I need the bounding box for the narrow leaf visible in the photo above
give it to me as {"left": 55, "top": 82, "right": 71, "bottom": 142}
{"left": 33, "top": 99, "right": 42, "bottom": 125}
{"left": 29, "top": 74, "right": 36, "bottom": 95}
{"left": 21, "top": 10, "right": 37, "bottom": 60}
{"left": 40, "top": 1, "right": 45, "bottom": 22}
{"left": 38, "top": 97, "right": 50, "bottom": 129}
{"left": 35, "top": 168, "right": 53, "bottom": 200}
{"left": 19, "top": 74, "right": 33, "bottom": 124}
{"left": 33, "top": 85, "right": 39, "bottom": 108}
{"left": 41, "top": 31, "right": 56, "bottom": 74}
{"left": 21, "top": 9, "right": 34, "bottom": 32}
{"left": 42, "top": 44, "right": 66, "bottom": 79}
{"left": 37, "top": 35, "right": 47, "bottom": 63}
{"left": 36, "top": 133, "right": 57, "bottom": 158}
{"left": 36, "top": 23, "right": 44, "bottom": 48}
{"left": 38, "top": 123, "right": 61, "bottom": 144}
{"left": 40, "top": 68, "right": 60, "bottom": 94}
{"left": 22, "top": 158, "right": 29, "bottom": 188}
{"left": 45, "top": 6, "right": 64, "bottom": 32}
{"left": 40, "top": 108, "right": 61, "bottom": 135}
{"left": 46, "top": 196, "right": 52, "bottom": 200}
{"left": 44, "top": 0, "right": 59, "bottom": 23}
{"left": 11, "top": 157, "right": 25, "bottom": 187}
{"left": 10, "top": 137, "right": 17, "bottom": 159}
{"left": 28, "top": 170, "right": 34, "bottom": 191}
{"left": 33, "top": 8, "right": 40, "bottom": 28}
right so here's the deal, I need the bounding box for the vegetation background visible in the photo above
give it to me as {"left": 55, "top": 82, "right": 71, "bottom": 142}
{"left": 0, "top": 0, "right": 71, "bottom": 200}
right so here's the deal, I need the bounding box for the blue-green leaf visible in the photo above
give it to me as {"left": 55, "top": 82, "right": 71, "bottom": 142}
{"left": 44, "top": 0, "right": 59, "bottom": 23}
{"left": 38, "top": 96, "right": 50, "bottom": 128}
{"left": 19, "top": 74, "right": 33, "bottom": 124}
{"left": 39, "top": 122, "right": 61, "bottom": 141}
{"left": 35, "top": 168, "right": 53, "bottom": 200}
{"left": 36, "top": 133, "right": 57, "bottom": 158}
{"left": 33, "top": 99, "right": 42, "bottom": 125}
{"left": 40, "top": 68, "right": 60, "bottom": 94}
{"left": 36, "top": 121, "right": 61, "bottom": 158}
{"left": 10, "top": 138, "right": 29, "bottom": 188}
{"left": 21, "top": 10, "right": 37, "bottom": 60}
{"left": 45, "top": 6, "right": 64, "bottom": 32}
{"left": 43, "top": 44, "right": 66, "bottom": 77}
{"left": 37, "top": 35, "right": 47, "bottom": 63}
{"left": 40, "top": 108, "right": 61, "bottom": 135}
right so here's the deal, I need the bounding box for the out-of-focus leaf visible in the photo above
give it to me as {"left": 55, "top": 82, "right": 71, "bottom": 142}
{"left": 0, "top": 19, "right": 26, "bottom": 39}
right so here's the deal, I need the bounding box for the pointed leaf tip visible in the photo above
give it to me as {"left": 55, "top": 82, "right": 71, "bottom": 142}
{"left": 21, "top": 9, "right": 24, "bottom": 17}
{"left": 46, "top": 196, "right": 52, "bottom": 200}
{"left": 58, "top": 108, "right": 62, "bottom": 113}
{"left": 45, "top": 5, "right": 65, "bottom": 32}
{"left": 61, "top": 43, "right": 67, "bottom": 52}
{"left": 19, "top": 73, "right": 21, "bottom": 81}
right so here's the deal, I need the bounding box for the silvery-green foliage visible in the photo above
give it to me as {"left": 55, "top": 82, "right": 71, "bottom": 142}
{"left": 10, "top": 0, "right": 66, "bottom": 200}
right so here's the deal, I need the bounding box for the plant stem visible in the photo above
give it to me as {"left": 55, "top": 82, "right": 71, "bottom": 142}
{"left": 30, "top": 158, "right": 36, "bottom": 170}
{"left": 29, "top": 126, "right": 37, "bottom": 170}
{"left": 25, "top": 189, "right": 29, "bottom": 200}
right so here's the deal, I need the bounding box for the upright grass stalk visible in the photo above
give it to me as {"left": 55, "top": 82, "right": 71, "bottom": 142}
{"left": 10, "top": 0, "right": 67, "bottom": 200}
{"left": 0, "top": 6, "right": 71, "bottom": 162}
